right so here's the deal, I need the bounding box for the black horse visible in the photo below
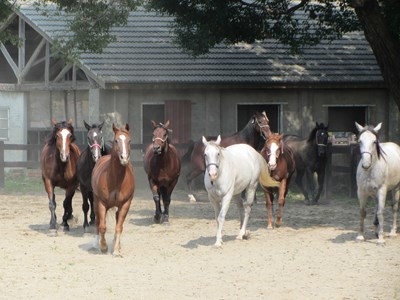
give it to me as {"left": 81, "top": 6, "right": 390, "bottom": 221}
{"left": 283, "top": 122, "right": 329, "bottom": 205}
{"left": 76, "top": 121, "right": 111, "bottom": 232}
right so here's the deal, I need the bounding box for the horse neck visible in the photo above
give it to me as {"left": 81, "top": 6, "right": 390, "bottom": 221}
{"left": 238, "top": 123, "right": 259, "bottom": 148}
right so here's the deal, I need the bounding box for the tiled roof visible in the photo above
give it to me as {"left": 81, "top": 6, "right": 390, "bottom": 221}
{"left": 17, "top": 4, "right": 384, "bottom": 85}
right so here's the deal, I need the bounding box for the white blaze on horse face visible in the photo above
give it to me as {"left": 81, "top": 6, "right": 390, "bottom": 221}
{"left": 268, "top": 142, "right": 279, "bottom": 170}
{"left": 359, "top": 131, "right": 376, "bottom": 169}
{"left": 60, "top": 128, "right": 70, "bottom": 162}
{"left": 118, "top": 134, "right": 129, "bottom": 165}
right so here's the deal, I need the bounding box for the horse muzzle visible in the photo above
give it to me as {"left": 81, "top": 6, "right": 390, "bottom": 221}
{"left": 119, "top": 155, "right": 130, "bottom": 166}
{"left": 153, "top": 146, "right": 162, "bottom": 155}
{"left": 268, "top": 163, "right": 277, "bottom": 171}
{"left": 60, "top": 152, "right": 69, "bottom": 162}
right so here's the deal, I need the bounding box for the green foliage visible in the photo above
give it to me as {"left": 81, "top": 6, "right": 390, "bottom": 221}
{"left": 148, "top": 0, "right": 361, "bottom": 56}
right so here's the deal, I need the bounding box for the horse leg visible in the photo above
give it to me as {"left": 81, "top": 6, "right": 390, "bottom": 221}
{"left": 234, "top": 195, "right": 244, "bottom": 228}
{"left": 214, "top": 193, "right": 232, "bottom": 247}
{"left": 81, "top": 189, "right": 90, "bottom": 232}
{"left": 264, "top": 189, "right": 274, "bottom": 229}
{"left": 186, "top": 168, "right": 203, "bottom": 203}
{"left": 113, "top": 199, "right": 132, "bottom": 257}
{"left": 94, "top": 202, "right": 108, "bottom": 254}
{"left": 295, "top": 170, "right": 310, "bottom": 204}
{"left": 61, "top": 188, "right": 75, "bottom": 231}
{"left": 153, "top": 192, "right": 162, "bottom": 224}
{"left": 161, "top": 187, "right": 171, "bottom": 223}
{"left": 376, "top": 187, "right": 387, "bottom": 244}
{"left": 389, "top": 188, "right": 399, "bottom": 238}
{"left": 89, "top": 191, "right": 95, "bottom": 226}
{"left": 356, "top": 188, "right": 368, "bottom": 241}
{"left": 313, "top": 169, "right": 325, "bottom": 204}
{"left": 237, "top": 187, "right": 256, "bottom": 240}
{"left": 275, "top": 180, "right": 286, "bottom": 227}
{"left": 43, "top": 179, "right": 57, "bottom": 235}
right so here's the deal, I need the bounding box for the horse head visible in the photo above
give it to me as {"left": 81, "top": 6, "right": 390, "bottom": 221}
{"left": 263, "top": 134, "right": 283, "bottom": 171}
{"left": 112, "top": 123, "right": 131, "bottom": 166}
{"left": 355, "top": 122, "right": 382, "bottom": 169}
{"left": 253, "top": 111, "right": 271, "bottom": 140}
{"left": 314, "top": 122, "right": 329, "bottom": 157}
{"left": 202, "top": 135, "right": 222, "bottom": 181}
{"left": 151, "top": 120, "right": 171, "bottom": 155}
{"left": 84, "top": 120, "right": 104, "bottom": 162}
{"left": 51, "top": 118, "right": 75, "bottom": 162}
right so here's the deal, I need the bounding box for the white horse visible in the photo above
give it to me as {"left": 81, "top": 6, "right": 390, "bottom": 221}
{"left": 202, "top": 135, "right": 279, "bottom": 247}
{"left": 355, "top": 122, "right": 400, "bottom": 244}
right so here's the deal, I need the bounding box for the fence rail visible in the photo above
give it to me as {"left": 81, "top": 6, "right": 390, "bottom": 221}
{"left": 0, "top": 141, "right": 190, "bottom": 188}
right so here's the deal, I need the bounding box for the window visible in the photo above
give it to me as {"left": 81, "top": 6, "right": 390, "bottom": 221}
{"left": 0, "top": 107, "right": 9, "bottom": 140}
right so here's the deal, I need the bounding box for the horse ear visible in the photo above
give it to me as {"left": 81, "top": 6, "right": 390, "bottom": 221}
{"left": 125, "top": 123, "right": 130, "bottom": 131}
{"left": 202, "top": 136, "right": 208, "bottom": 146}
{"left": 67, "top": 119, "right": 73, "bottom": 126}
{"left": 355, "top": 122, "right": 364, "bottom": 133}
{"left": 51, "top": 118, "right": 57, "bottom": 126}
{"left": 216, "top": 135, "right": 221, "bottom": 145}
{"left": 151, "top": 120, "right": 157, "bottom": 128}
{"left": 374, "top": 122, "right": 382, "bottom": 133}
{"left": 84, "top": 120, "right": 91, "bottom": 130}
{"left": 112, "top": 123, "right": 117, "bottom": 133}
{"left": 164, "top": 120, "right": 170, "bottom": 128}
{"left": 99, "top": 120, "right": 104, "bottom": 130}
{"left": 262, "top": 111, "right": 269, "bottom": 121}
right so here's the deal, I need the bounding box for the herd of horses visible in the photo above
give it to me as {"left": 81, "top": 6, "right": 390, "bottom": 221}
{"left": 39, "top": 112, "right": 399, "bottom": 254}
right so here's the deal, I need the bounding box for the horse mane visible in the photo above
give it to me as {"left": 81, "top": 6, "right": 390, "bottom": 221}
{"left": 46, "top": 121, "right": 76, "bottom": 145}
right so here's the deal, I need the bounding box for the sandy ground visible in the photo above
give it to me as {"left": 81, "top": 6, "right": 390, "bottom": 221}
{"left": 0, "top": 183, "right": 400, "bottom": 300}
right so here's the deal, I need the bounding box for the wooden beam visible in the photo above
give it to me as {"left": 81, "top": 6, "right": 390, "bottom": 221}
{"left": 20, "top": 38, "right": 46, "bottom": 79}
{"left": 18, "top": 18, "right": 25, "bottom": 77}
{"left": 0, "top": 13, "right": 17, "bottom": 32}
{"left": 0, "top": 42, "right": 19, "bottom": 77}
{"left": 53, "top": 63, "right": 72, "bottom": 83}
{"left": 45, "top": 41, "right": 50, "bottom": 86}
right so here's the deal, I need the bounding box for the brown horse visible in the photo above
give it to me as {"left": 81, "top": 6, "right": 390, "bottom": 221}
{"left": 40, "top": 119, "right": 80, "bottom": 235}
{"left": 143, "top": 120, "right": 181, "bottom": 223}
{"left": 183, "top": 111, "right": 271, "bottom": 202}
{"left": 91, "top": 123, "right": 135, "bottom": 256}
{"left": 260, "top": 134, "right": 296, "bottom": 229}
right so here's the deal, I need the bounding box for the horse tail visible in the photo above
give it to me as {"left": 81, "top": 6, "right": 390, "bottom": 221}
{"left": 258, "top": 155, "right": 280, "bottom": 189}
{"left": 181, "top": 139, "right": 195, "bottom": 165}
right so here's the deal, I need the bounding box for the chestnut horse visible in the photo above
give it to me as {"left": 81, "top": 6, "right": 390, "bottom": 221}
{"left": 183, "top": 111, "right": 271, "bottom": 202}
{"left": 91, "top": 123, "right": 135, "bottom": 256}
{"left": 40, "top": 119, "right": 80, "bottom": 235}
{"left": 261, "top": 134, "right": 296, "bottom": 228}
{"left": 77, "top": 120, "right": 111, "bottom": 232}
{"left": 143, "top": 120, "right": 181, "bottom": 223}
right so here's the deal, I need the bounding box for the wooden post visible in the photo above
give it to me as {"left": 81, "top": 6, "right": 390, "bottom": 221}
{"left": 0, "top": 141, "right": 5, "bottom": 188}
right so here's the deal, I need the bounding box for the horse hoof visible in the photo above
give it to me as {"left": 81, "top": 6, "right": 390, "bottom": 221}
{"left": 213, "top": 242, "right": 223, "bottom": 248}
{"left": 355, "top": 235, "right": 365, "bottom": 242}
{"left": 112, "top": 252, "right": 123, "bottom": 258}
{"left": 162, "top": 215, "right": 169, "bottom": 223}
{"left": 311, "top": 201, "right": 319, "bottom": 206}
{"left": 376, "top": 239, "right": 386, "bottom": 246}
{"left": 63, "top": 225, "right": 70, "bottom": 232}
{"left": 154, "top": 215, "right": 161, "bottom": 224}
{"left": 188, "top": 194, "right": 196, "bottom": 203}
{"left": 47, "top": 229, "right": 57, "bottom": 237}
{"left": 304, "top": 200, "right": 311, "bottom": 206}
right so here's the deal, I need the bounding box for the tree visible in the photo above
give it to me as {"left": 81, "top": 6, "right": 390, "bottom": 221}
{"left": 1, "top": 0, "right": 399, "bottom": 110}
{"left": 148, "top": 0, "right": 400, "bottom": 110}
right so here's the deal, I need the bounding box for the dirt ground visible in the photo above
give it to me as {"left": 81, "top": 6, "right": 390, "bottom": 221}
{"left": 0, "top": 182, "right": 400, "bottom": 300}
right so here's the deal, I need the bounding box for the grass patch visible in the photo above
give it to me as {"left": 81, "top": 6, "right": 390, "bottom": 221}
{"left": 1, "top": 171, "right": 43, "bottom": 194}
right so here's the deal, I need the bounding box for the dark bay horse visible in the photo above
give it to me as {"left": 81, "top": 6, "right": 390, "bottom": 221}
{"left": 260, "top": 134, "right": 296, "bottom": 228}
{"left": 184, "top": 111, "right": 271, "bottom": 202}
{"left": 77, "top": 120, "right": 111, "bottom": 232}
{"left": 91, "top": 123, "right": 135, "bottom": 256}
{"left": 40, "top": 119, "right": 80, "bottom": 235}
{"left": 143, "top": 120, "right": 181, "bottom": 223}
{"left": 283, "top": 122, "right": 329, "bottom": 205}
